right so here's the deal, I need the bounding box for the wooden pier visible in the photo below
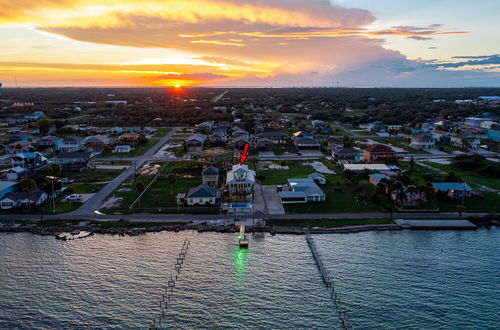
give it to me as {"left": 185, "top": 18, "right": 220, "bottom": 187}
{"left": 305, "top": 229, "right": 353, "bottom": 329}
{"left": 305, "top": 229, "right": 332, "bottom": 287}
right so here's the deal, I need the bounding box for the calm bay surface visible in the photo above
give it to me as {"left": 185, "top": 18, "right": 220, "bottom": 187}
{"left": 0, "top": 228, "right": 498, "bottom": 329}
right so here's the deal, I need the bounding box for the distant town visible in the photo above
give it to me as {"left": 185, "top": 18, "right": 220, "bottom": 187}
{"left": 0, "top": 87, "right": 499, "bottom": 228}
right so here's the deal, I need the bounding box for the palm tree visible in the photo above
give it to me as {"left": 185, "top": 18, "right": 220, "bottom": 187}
{"left": 407, "top": 185, "right": 417, "bottom": 206}
{"left": 20, "top": 178, "right": 36, "bottom": 210}
{"left": 409, "top": 156, "right": 415, "bottom": 172}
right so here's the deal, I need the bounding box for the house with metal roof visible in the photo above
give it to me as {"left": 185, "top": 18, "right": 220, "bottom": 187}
{"left": 185, "top": 184, "right": 218, "bottom": 206}
{"left": 363, "top": 145, "right": 396, "bottom": 164}
{"left": 0, "top": 181, "right": 17, "bottom": 199}
{"left": 280, "top": 178, "right": 325, "bottom": 204}
{"left": 226, "top": 164, "right": 255, "bottom": 200}
{"left": 202, "top": 166, "right": 219, "bottom": 187}
{"left": 369, "top": 173, "right": 389, "bottom": 186}
{"left": 432, "top": 182, "right": 473, "bottom": 199}
{"left": 11, "top": 152, "right": 47, "bottom": 172}
{"left": 0, "top": 189, "right": 48, "bottom": 210}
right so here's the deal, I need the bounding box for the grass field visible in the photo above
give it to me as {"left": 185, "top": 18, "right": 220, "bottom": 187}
{"left": 65, "top": 169, "right": 122, "bottom": 182}
{"left": 258, "top": 161, "right": 316, "bottom": 185}
{"left": 65, "top": 183, "right": 106, "bottom": 193}
{"left": 423, "top": 161, "right": 500, "bottom": 190}
{"left": 42, "top": 200, "right": 82, "bottom": 214}
{"left": 437, "top": 191, "right": 500, "bottom": 213}
{"left": 153, "top": 128, "right": 171, "bottom": 137}
{"left": 98, "top": 139, "right": 158, "bottom": 158}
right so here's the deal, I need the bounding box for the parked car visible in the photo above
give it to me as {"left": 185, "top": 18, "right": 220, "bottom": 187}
{"left": 59, "top": 178, "right": 74, "bottom": 184}
{"left": 66, "top": 194, "right": 82, "bottom": 201}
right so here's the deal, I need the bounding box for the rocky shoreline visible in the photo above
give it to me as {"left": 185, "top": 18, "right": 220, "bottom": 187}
{"left": 1, "top": 217, "right": 498, "bottom": 240}
{"left": 0, "top": 223, "right": 402, "bottom": 239}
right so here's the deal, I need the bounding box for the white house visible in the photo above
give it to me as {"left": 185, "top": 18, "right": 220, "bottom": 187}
{"left": 113, "top": 145, "right": 132, "bottom": 153}
{"left": 0, "top": 189, "right": 48, "bottom": 210}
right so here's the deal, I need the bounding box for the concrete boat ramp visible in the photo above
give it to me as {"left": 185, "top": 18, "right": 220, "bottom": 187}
{"left": 395, "top": 219, "right": 477, "bottom": 230}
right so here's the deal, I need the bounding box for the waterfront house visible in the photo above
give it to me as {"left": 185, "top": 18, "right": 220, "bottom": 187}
{"left": 410, "top": 132, "right": 435, "bottom": 150}
{"left": 185, "top": 184, "right": 218, "bottom": 206}
{"left": 11, "top": 152, "right": 47, "bottom": 171}
{"left": 226, "top": 164, "right": 256, "bottom": 200}
{"left": 0, "top": 189, "right": 48, "bottom": 210}
{"left": 363, "top": 145, "right": 396, "bottom": 164}
{"left": 202, "top": 166, "right": 219, "bottom": 187}
{"left": 432, "top": 182, "right": 473, "bottom": 199}
{"left": 279, "top": 178, "right": 325, "bottom": 204}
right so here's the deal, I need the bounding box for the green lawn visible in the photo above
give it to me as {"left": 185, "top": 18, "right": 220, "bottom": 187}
{"left": 260, "top": 162, "right": 385, "bottom": 213}
{"left": 42, "top": 200, "right": 82, "bottom": 214}
{"left": 258, "top": 161, "right": 316, "bottom": 185}
{"left": 65, "top": 183, "right": 106, "bottom": 193}
{"left": 154, "top": 128, "right": 171, "bottom": 137}
{"left": 284, "top": 182, "right": 382, "bottom": 213}
{"left": 98, "top": 139, "right": 158, "bottom": 158}
{"left": 65, "top": 169, "right": 122, "bottom": 182}
{"left": 423, "top": 162, "right": 500, "bottom": 190}
{"left": 437, "top": 191, "right": 500, "bottom": 213}
{"left": 100, "top": 173, "right": 219, "bottom": 214}
{"left": 271, "top": 218, "right": 391, "bottom": 227}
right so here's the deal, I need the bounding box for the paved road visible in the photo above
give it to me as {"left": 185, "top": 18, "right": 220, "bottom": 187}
{"left": 332, "top": 123, "right": 359, "bottom": 137}
{"left": 69, "top": 127, "right": 180, "bottom": 215}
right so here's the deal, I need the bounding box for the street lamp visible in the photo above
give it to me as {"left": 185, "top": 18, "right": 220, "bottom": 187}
{"left": 47, "top": 176, "right": 56, "bottom": 213}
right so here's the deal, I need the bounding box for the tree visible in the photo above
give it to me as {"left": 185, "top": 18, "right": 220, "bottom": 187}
{"left": 46, "top": 163, "right": 62, "bottom": 177}
{"left": 20, "top": 178, "right": 36, "bottom": 210}
{"left": 409, "top": 156, "right": 415, "bottom": 172}
{"left": 407, "top": 185, "right": 417, "bottom": 206}
{"left": 37, "top": 118, "right": 53, "bottom": 134}
{"left": 135, "top": 182, "right": 145, "bottom": 193}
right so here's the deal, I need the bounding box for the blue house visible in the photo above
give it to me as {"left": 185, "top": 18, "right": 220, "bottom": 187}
{"left": 0, "top": 181, "right": 18, "bottom": 199}
{"left": 488, "top": 129, "right": 500, "bottom": 142}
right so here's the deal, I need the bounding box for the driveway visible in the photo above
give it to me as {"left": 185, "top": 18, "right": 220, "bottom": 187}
{"left": 256, "top": 184, "right": 285, "bottom": 215}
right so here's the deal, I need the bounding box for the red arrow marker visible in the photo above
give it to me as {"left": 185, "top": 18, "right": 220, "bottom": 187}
{"left": 239, "top": 143, "right": 250, "bottom": 165}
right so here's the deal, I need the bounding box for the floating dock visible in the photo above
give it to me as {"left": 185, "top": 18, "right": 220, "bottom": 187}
{"left": 238, "top": 225, "right": 249, "bottom": 248}
{"left": 394, "top": 219, "right": 477, "bottom": 230}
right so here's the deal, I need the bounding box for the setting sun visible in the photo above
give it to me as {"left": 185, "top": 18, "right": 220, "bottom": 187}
{"left": 174, "top": 84, "right": 181, "bottom": 88}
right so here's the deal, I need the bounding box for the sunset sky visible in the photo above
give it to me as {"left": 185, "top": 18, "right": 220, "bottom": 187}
{"left": 0, "top": 0, "right": 499, "bottom": 87}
